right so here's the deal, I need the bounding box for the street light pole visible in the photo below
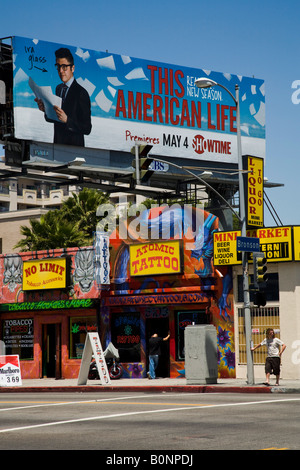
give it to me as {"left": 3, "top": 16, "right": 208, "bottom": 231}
{"left": 195, "top": 78, "right": 254, "bottom": 384}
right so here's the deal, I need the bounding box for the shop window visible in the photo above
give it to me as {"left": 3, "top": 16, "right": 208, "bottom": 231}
{"left": 111, "top": 312, "right": 141, "bottom": 363}
{"left": 2, "top": 318, "right": 34, "bottom": 360}
{"left": 176, "top": 310, "right": 208, "bottom": 360}
{"left": 69, "top": 316, "right": 97, "bottom": 359}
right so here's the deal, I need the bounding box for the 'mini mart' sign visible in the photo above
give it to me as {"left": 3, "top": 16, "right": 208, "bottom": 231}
{"left": 213, "top": 226, "right": 299, "bottom": 266}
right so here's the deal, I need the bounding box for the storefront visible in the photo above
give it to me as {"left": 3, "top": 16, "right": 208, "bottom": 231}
{"left": 106, "top": 205, "right": 235, "bottom": 378}
{"left": 0, "top": 206, "right": 235, "bottom": 379}
{"left": 0, "top": 248, "right": 100, "bottom": 379}
{"left": 0, "top": 301, "right": 98, "bottom": 379}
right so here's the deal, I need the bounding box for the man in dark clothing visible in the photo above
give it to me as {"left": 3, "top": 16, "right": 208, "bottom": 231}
{"left": 35, "top": 48, "right": 92, "bottom": 146}
{"left": 147, "top": 332, "right": 170, "bottom": 379}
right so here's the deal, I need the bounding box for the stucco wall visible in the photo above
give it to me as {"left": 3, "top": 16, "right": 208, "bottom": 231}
{"left": 234, "top": 262, "right": 300, "bottom": 380}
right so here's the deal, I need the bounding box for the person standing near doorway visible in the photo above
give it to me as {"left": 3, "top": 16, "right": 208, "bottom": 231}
{"left": 251, "top": 328, "right": 286, "bottom": 386}
{"left": 147, "top": 332, "right": 170, "bottom": 380}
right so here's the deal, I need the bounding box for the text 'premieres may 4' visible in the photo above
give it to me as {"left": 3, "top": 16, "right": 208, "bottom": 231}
{"left": 13, "top": 36, "right": 265, "bottom": 162}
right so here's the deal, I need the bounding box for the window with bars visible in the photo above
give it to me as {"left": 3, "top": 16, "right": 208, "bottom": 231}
{"left": 238, "top": 306, "right": 280, "bottom": 364}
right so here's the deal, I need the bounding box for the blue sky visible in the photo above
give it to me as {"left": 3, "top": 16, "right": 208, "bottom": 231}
{"left": 1, "top": 0, "right": 299, "bottom": 227}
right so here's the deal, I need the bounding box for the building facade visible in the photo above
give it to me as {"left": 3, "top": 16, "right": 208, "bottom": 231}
{"left": 2, "top": 205, "right": 299, "bottom": 382}
{"left": 234, "top": 261, "right": 300, "bottom": 381}
{"left": 0, "top": 205, "right": 235, "bottom": 380}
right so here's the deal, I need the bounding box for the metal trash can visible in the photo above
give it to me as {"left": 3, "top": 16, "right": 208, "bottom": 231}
{"left": 184, "top": 325, "right": 218, "bottom": 384}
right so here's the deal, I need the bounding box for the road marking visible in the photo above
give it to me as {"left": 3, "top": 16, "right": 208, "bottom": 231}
{"left": 92, "top": 401, "right": 213, "bottom": 407}
{"left": 0, "top": 393, "right": 187, "bottom": 412}
{"left": 0, "top": 397, "right": 299, "bottom": 434}
{"left": 0, "top": 395, "right": 140, "bottom": 412}
{"left": 262, "top": 447, "right": 289, "bottom": 450}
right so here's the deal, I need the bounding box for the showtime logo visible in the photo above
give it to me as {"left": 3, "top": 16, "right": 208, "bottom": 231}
{"left": 192, "top": 134, "right": 232, "bottom": 155}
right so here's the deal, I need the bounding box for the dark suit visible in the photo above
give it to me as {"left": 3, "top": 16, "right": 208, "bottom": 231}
{"left": 47, "top": 79, "right": 92, "bottom": 147}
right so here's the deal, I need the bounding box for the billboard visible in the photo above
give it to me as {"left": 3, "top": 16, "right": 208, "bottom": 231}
{"left": 12, "top": 36, "right": 265, "bottom": 163}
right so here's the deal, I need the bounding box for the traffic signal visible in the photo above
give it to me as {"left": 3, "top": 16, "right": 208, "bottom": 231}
{"left": 252, "top": 252, "right": 267, "bottom": 307}
{"left": 131, "top": 144, "right": 154, "bottom": 184}
{"left": 253, "top": 252, "right": 267, "bottom": 287}
{"left": 254, "top": 290, "right": 266, "bottom": 308}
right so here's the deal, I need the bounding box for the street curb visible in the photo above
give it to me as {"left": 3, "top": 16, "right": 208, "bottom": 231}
{"left": 1, "top": 385, "right": 296, "bottom": 393}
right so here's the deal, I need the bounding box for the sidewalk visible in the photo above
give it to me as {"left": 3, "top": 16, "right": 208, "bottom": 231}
{"left": 1, "top": 377, "right": 300, "bottom": 393}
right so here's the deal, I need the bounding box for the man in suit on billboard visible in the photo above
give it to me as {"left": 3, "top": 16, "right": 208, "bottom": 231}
{"left": 35, "top": 47, "right": 92, "bottom": 147}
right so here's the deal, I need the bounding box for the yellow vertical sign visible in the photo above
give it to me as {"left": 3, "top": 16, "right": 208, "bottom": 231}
{"left": 293, "top": 226, "right": 300, "bottom": 261}
{"left": 245, "top": 156, "right": 264, "bottom": 228}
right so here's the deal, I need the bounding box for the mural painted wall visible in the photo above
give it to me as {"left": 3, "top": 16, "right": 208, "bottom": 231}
{"left": 0, "top": 205, "right": 235, "bottom": 379}
{"left": 0, "top": 247, "right": 98, "bottom": 304}
{"left": 107, "top": 205, "right": 235, "bottom": 378}
{"left": 0, "top": 247, "right": 99, "bottom": 379}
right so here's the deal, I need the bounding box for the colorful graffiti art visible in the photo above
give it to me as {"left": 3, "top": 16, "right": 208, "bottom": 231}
{"left": 108, "top": 205, "right": 235, "bottom": 378}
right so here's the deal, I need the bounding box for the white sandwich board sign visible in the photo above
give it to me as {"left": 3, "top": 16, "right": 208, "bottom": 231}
{"left": 77, "top": 332, "right": 111, "bottom": 386}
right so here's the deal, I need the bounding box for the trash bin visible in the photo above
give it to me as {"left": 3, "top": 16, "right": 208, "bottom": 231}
{"left": 184, "top": 324, "right": 218, "bottom": 384}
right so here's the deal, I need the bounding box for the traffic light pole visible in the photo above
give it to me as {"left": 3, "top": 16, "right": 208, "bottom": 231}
{"left": 134, "top": 143, "right": 141, "bottom": 185}
{"left": 236, "top": 85, "right": 255, "bottom": 385}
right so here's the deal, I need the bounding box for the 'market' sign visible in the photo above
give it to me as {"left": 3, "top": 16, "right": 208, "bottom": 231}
{"left": 214, "top": 227, "right": 294, "bottom": 266}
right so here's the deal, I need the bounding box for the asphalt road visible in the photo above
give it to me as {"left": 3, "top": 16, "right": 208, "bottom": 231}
{"left": 0, "top": 391, "right": 299, "bottom": 452}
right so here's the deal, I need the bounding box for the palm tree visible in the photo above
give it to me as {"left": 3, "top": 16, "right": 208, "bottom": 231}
{"left": 14, "top": 188, "right": 110, "bottom": 251}
{"left": 60, "top": 187, "right": 110, "bottom": 240}
{"left": 14, "top": 210, "right": 88, "bottom": 251}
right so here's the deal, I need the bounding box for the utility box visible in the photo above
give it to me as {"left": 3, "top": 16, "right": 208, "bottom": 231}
{"left": 184, "top": 325, "right": 218, "bottom": 385}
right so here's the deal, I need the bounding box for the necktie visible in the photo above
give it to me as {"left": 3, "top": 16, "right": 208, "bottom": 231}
{"left": 61, "top": 84, "right": 68, "bottom": 104}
